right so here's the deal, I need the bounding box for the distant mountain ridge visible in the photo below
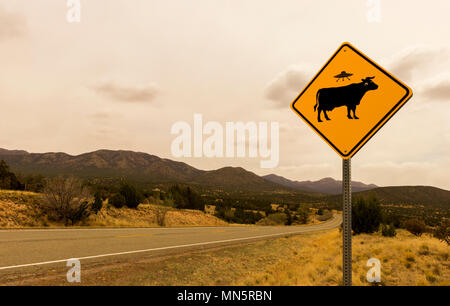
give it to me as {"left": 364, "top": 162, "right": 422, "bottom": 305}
{"left": 0, "top": 148, "right": 283, "bottom": 191}
{"left": 263, "top": 174, "right": 378, "bottom": 194}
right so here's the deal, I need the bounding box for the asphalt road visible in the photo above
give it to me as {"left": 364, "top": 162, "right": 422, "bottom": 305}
{"left": 0, "top": 215, "right": 341, "bottom": 272}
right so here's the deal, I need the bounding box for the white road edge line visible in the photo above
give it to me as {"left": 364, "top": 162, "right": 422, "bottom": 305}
{"left": 0, "top": 216, "right": 341, "bottom": 271}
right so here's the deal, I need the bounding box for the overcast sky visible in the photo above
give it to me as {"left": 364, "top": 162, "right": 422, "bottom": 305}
{"left": 1, "top": 0, "right": 450, "bottom": 189}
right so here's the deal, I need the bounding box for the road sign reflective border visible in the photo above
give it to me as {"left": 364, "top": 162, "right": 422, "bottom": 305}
{"left": 291, "top": 42, "right": 413, "bottom": 159}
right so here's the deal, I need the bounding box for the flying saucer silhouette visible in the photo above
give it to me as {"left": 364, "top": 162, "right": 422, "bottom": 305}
{"left": 334, "top": 71, "right": 353, "bottom": 82}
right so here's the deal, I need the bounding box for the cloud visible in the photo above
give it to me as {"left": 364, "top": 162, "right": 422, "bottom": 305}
{"left": 91, "top": 81, "right": 159, "bottom": 103}
{"left": 0, "top": 6, "right": 26, "bottom": 41}
{"left": 387, "top": 46, "right": 449, "bottom": 82}
{"left": 419, "top": 73, "right": 450, "bottom": 102}
{"left": 264, "top": 64, "right": 314, "bottom": 108}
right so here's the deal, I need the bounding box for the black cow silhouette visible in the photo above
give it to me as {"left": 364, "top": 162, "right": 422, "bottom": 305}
{"left": 314, "top": 77, "right": 378, "bottom": 122}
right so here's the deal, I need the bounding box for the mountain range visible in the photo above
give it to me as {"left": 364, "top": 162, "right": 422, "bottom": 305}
{"left": 262, "top": 174, "right": 377, "bottom": 194}
{"left": 0, "top": 148, "right": 282, "bottom": 191}
{"left": 0, "top": 148, "right": 447, "bottom": 202}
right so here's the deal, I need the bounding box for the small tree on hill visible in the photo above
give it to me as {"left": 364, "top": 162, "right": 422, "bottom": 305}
{"left": 352, "top": 195, "right": 382, "bottom": 234}
{"left": 155, "top": 207, "right": 169, "bottom": 226}
{"left": 403, "top": 218, "right": 427, "bottom": 237}
{"left": 0, "top": 160, "right": 23, "bottom": 190}
{"left": 110, "top": 193, "right": 126, "bottom": 208}
{"left": 296, "top": 206, "right": 309, "bottom": 224}
{"left": 381, "top": 223, "right": 396, "bottom": 237}
{"left": 91, "top": 191, "right": 103, "bottom": 214}
{"left": 433, "top": 221, "right": 449, "bottom": 245}
{"left": 41, "top": 176, "right": 92, "bottom": 225}
{"left": 119, "top": 182, "right": 141, "bottom": 209}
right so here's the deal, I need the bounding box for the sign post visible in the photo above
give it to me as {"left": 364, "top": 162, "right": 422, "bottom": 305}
{"left": 290, "top": 42, "right": 412, "bottom": 286}
{"left": 342, "top": 158, "right": 352, "bottom": 286}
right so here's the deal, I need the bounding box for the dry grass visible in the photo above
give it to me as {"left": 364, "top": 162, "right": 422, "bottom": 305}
{"left": 86, "top": 204, "right": 227, "bottom": 227}
{"left": 235, "top": 229, "right": 449, "bottom": 286}
{"left": 0, "top": 190, "right": 227, "bottom": 228}
{"left": 0, "top": 190, "right": 49, "bottom": 227}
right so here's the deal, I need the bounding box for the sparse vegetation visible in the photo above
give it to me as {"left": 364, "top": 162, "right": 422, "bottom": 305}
{"left": 154, "top": 206, "right": 170, "bottom": 226}
{"left": 0, "top": 190, "right": 227, "bottom": 228}
{"left": 39, "top": 176, "right": 92, "bottom": 225}
{"left": 257, "top": 212, "right": 287, "bottom": 226}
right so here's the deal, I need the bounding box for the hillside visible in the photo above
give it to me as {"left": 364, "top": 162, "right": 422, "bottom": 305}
{"left": 0, "top": 149, "right": 285, "bottom": 191}
{"left": 326, "top": 186, "right": 450, "bottom": 207}
{"left": 0, "top": 190, "right": 227, "bottom": 228}
{"left": 324, "top": 186, "right": 450, "bottom": 225}
{"left": 263, "top": 174, "right": 377, "bottom": 194}
{"left": 0, "top": 149, "right": 202, "bottom": 182}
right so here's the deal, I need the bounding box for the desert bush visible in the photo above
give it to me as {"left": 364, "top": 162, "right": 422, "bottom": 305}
{"left": 155, "top": 207, "right": 169, "bottom": 226}
{"left": 119, "top": 182, "right": 141, "bottom": 209}
{"left": 352, "top": 196, "right": 382, "bottom": 234}
{"left": 433, "top": 221, "right": 449, "bottom": 245}
{"left": 296, "top": 207, "right": 309, "bottom": 224}
{"left": 167, "top": 185, "right": 204, "bottom": 210}
{"left": 0, "top": 160, "right": 23, "bottom": 190}
{"left": 91, "top": 191, "right": 103, "bottom": 214}
{"left": 381, "top": 223, "right": 396, "bottom": 237}
{"left": 41, "top": 176, "right": 92, "bottom": 225}
{"left": 403, "top": 218, "right": 427, "bottom": 237}
{"left": 257, "top": 212, "right": 288, "bottom": 226}
{"left": 316, "top": 209, "right": 333, "bottom": 222}
{"left": 110, "top": 193, "right": 126, "bottom": 208}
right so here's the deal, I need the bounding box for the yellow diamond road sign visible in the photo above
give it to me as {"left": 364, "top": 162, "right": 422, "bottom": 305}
{"left": 291, "top": 42, "right": 413, "bottom": 159}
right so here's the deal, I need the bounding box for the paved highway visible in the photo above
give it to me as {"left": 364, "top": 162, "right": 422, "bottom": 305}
{"left": 0, "top": 215, "right": 341, "bottom": 272}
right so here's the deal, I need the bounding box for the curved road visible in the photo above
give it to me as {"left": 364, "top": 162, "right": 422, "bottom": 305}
{"left": 0, "top": 215, "right": 341, "bottom": 272}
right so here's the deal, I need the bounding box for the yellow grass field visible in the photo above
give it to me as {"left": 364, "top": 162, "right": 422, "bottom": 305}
{"left": 0, "top": 190, "right": 227, "bottom": 228}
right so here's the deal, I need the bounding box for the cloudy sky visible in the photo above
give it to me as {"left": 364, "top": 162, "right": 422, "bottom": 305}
{"left": 1, "top": 0, "right": 450, "bottom": 189}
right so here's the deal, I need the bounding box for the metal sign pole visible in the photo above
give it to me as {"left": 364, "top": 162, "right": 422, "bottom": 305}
{"left": 342, "top": 158, "right": 352, "bottom": 286}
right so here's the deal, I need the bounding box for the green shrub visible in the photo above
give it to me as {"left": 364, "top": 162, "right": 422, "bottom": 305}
{"left": 433, "top": 221, "right": 449, "bottom": 245}
{"left": 260, "top": 213, "right": 288, "bottom": 225}
{"left": 167, "top": 185, "right": 204, "bottom": 210}
{"left": 91, "top": 191, "right": 103, "bottom": 214}
{"left": 296, "top": 207, "right": 309, "bottom": 224}
{"left": 403, "top": 218, "right": 427, "bottom": 237}
{"left": 352, "top": 195, "right": 382, "bottom": 234}
{"left": 110, "top": 193, "right": 126, "bottom": 208}
{"left": 119, "top": 182, "right": 141, "bottom": 209}
{"left": 0, "top": 160, "right": 23, "bottom": 190}
{"left": 381, "top": 223, "right": 396, "bottom": 237}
